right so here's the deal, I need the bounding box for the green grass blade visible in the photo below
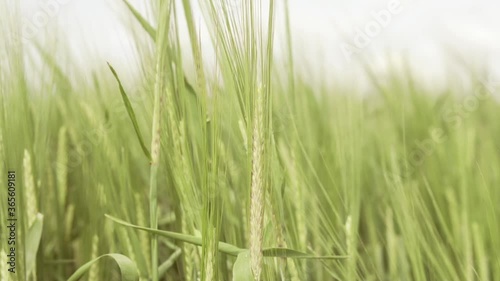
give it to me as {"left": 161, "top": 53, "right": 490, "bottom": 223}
{"left": 232, "top": 251, "right": 253, "bottom": 281}
{"left": 262, "top": 248, "right": 348, "bottom": 260}
{"left": 25, "top": 213, "right": 44, "bottom": 275}
{"left": 67, "top": 254, "right": 139, "bottom": 281}
{"left": 105, "top": 215, "right": 245, "bottom": 256}
{"left": 122, "top": 0, "right": 156, "bottom": 39}
{"left": 107, "top": 62, "right": 152, "bottom": 161}
{"left": 158, "top": 247, "right": 182, "bottom": 277}
{"left": 121, "top": 0, "right": 197, "bottom": 98}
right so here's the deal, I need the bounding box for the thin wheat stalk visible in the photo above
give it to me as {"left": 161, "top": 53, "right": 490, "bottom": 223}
{"left": 250, "top": 86, "right": 265, "bottom": 280}
{"left": 135, "top": 193, "right": 151, "bottom": 275}
{"left": 0, "top": 249, "right": 6, "bottom": 281}
{"left": 149, "top": 3, "right": 171, "bottom": 279}
{"left": 149, "top": 75, "right": 162, "bottom": 281}
{"left": 56, "top": 127, "right": 68, "bottom": 210}
{"left": 0, "top": 132, "right": 4, "bottom": 172}
{"left": 88, "top": 235, "right": 100, "bottom": 281}
{"left": 23, "top": 150, "right": 37, "bottom": 226}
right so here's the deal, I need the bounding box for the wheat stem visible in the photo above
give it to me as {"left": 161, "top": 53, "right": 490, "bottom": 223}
{"left": 250, "top": 86, "right": 265, "bottom": 280}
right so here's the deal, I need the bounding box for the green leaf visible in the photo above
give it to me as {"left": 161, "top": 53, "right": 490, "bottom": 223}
{"left": 121, "top": 0, "right": 197, "bottom": 98}
{"left": 232, "top": 251, "right": 253, "bottom": 281}
{"left": 122, "top": 0, "right": 156, "bottom": 40}
{"left": 262, "top": 248, "right": 348, "bottom": 260}
{"left": 158, "top": 247, "right": 182, "bottom": 277}
{"left": 25, "top": 213, "right": 43, "bottom": 275}
{"left": 67, "top": 254, "right": 139, "bottom": 281}
{"left": 107, "top": 62, "right": 152, "bottom": 161}
{"left": 105, "top": 214, "right": 245, "bottom": 256}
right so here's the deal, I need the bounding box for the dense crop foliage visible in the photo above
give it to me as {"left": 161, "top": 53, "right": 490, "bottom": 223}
{"left": 1, "top": 0, "right": 499, "bottom": 280}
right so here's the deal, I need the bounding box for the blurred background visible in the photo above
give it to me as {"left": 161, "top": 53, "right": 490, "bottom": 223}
{"left": 14, "top": 0, "right": 500, "bottom": 91}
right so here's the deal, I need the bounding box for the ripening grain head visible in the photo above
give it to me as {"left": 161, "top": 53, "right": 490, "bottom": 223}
{"left": 23, "top": 149, "right": 37, "bottom": 226}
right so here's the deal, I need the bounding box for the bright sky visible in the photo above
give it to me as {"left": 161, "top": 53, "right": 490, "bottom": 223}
{"left": 16, "top": 0, "right": 500, "bottom": 88}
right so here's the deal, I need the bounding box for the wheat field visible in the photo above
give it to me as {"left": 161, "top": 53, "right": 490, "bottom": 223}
{"left": 0, "top": 0, "right": 499, "bottom": 280}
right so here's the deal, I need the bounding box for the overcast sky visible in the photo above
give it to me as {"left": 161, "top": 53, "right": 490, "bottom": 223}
{"left": 15, "top": 0, "right": 500, "bottom": 87}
